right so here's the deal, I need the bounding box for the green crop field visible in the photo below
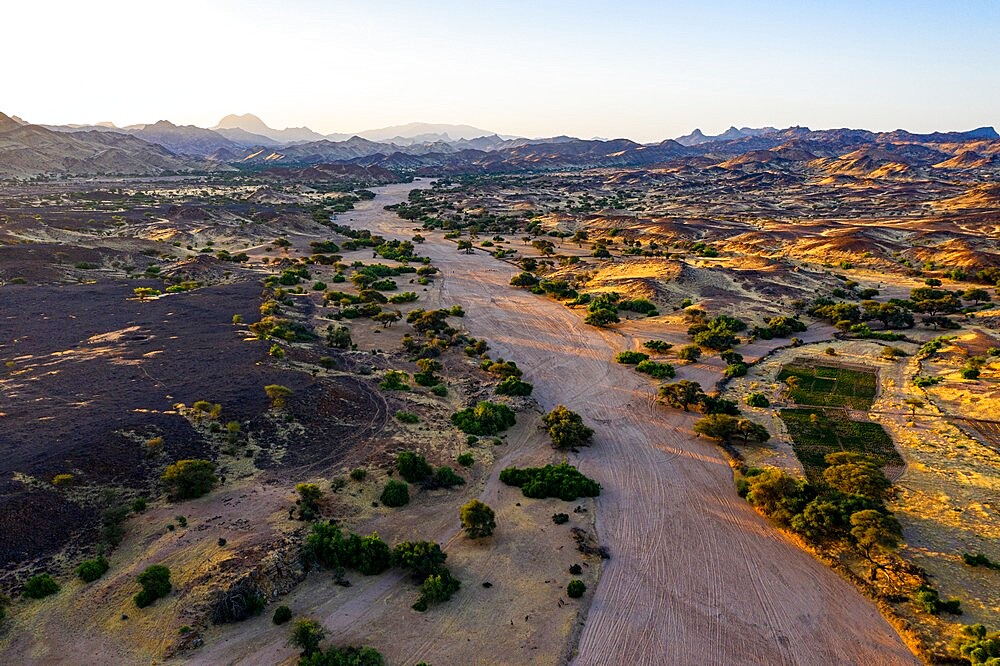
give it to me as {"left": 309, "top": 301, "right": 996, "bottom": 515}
{"left": 777, "top": 363, "right": 878, "bottom": 410}
{"left": 779, "top": 408, "right": 902, "bottom": 480}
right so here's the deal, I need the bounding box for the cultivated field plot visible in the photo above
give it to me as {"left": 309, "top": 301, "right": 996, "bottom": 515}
{"left": 778, "top": 362, "right": 878, "bottom": 410}
{"left": 779, "top": 408, "right": 902, "bottom": 479}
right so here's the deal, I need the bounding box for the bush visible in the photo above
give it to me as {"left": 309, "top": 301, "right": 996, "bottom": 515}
{"left": 451, "top": 402, "right": 516, "bottom": 436}
{"left": 134, "top": 565, "right": 171, "bottom": 607}
{"left": 643, "top": 340, "right": 673, "bottom": 353}
{"left": 22, "top": 573, "right": 60, "bottom": 599}
{"left": 915, "top": 584, "right": 963, "bottom": 615}
{"left": 724, "top": 362, "right": 748, "bottom": 378}
{"left": 290, "top": 618, "right": 326, "bottom": 657}
{"left": 396, "top": 452, "right": 433, "bottom": 483}
{"left": 395, "top": 410, "right": 419, "bottom": 424}
{"left": 430, "top": 384, "right": 448, "bottom": 397}
{"left": 270, "top": 605, "right": 292, "bottom": 625}
{"left": 303, "top": 522, "right": 392, "bottom": 576}
{"left": 349, "top": 467, "right": 367, "bottom": 481}
{"left": 432, "top": 466, "right": 466, "bottom": 488}
{"left": 635, "top": 359, "right": 676, "bottom": 379}
{"left": 392, "top": 541, "right": 448, "bottom": 580}
{"left": 460, "top": 499, "right": 496, "bottom": 538}
{"left": 676, "top": 345, "right": 702, "bottom": 362}
{"left": 415, "top": 569, "right": 461, "bottom": 610}
{"left": 500, "top": 462, "right": 601, "bottom": 501}
{"left": 746, "top": 392, "right": 770, "bottom": 408}
{"left": 952, "top": 624, "right": 1000, "bottom": 664}
{"left": 495, "top": 377, "right": 533, "bottom": 396}
{"left": 552, "top": 513, "right": 570, "bottom": 525}
{"left": 567, "top": 580, "right": 586, "bottom": 598}
{"left": 380, "top": 480, "right": 410, "bottom": 507}
{"left": 615, "top": 351, "right": 649, "bottom": 364}
{"left": 379, "top": 370, "right": 410, "bottom": 391}
{"left": 162, "top": 459, "right": 216, "bottom": 500}
{"left": 543, "top": 405, "right": 594, "bottom": 449}
{"left": 456, "top": 452, "right": 475, "bottom": 467}
{"left": 300, "top": 646, "right": 385, "bottom": 666}
{"left": 77, "top": 557, "right": 110, "bottom": 583}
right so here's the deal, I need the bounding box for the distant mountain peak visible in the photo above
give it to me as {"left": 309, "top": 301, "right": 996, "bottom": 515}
{"left": 0, "top": 111, "right": 23, "bottom": 132}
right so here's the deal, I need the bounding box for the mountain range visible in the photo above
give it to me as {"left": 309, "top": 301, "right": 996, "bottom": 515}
{"left": 1, "top": 109, "right": 998, "bottom": 181}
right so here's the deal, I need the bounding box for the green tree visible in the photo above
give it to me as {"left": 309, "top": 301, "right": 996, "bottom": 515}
{"left": 460, "top": 499, "right": 496, "bottom": 538}
{"left": 22, "top": 573, "right": 60, "bottom": 599}
{"left": 567, "top": 579, "right": 586, "bottom": 598}
{"left": 543, "top": 405, "right": 595, "bottom": 449}
{"left": 658, "top": 380, "right": 706, "bottom": 411}
{"left": 849, "top": 510, "right": 902, "bottom": 578}
{"left": 134, "top": 565, "right": 172, "bottom": 607}
{"left": 693, "top": 413, "right": 739, "bottom": 440}
{"left": 396, "top": 451, "right": 433, "bottom": 483}
{"left": 290, "top": 618, "right": 326, "bottom": 657}
{"left": 380, "top": 480, "right": 409, "bottom": 508}
{"left": 296, "top": 483, "right": 323, "bottom": 520}
{"left": 162, "top": 459, "right": 216, "bottom": 500}
{"left": 77, "top": 557, "right": 110, "bottom": 583}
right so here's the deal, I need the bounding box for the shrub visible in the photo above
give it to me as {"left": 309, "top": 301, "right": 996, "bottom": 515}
{"left": 349, "top": 468, "right": 367, "bottom": 481}
{"left": 552, "top": 513, "right": 570, "bottom": 525}
{"left": 379, "top": 371, "right": 410, "bottom": 391}
{"left": 264, "top": 384, "right": 293, "bottom": 409}
{"left": 543, "top": 405, "right": 594, "bottom": 449}
{"left": 451, "top": 402, "right": 516, "bottom": 436}
{"left": 162, "top": 459, "right": 216, "bottom": 500}
{"left": 415, "top": 569, "right": 461, "bottom": 610}
{"left": 134, "top": 565, "right": 171, "bottom": 607}
{"left": 395, "top": 410, "right": 419, "bottom": 424}
{"left": 567, "top": 580, "right": 586, "bottom": 598}
{"left": 296, "top": 483, "right": 323, "bottom": 520}
{"left": 952, "top": 624, "right": 1000, "bottom": 664}
{"left": 746, "top": 392, "right": 770, "bottom": 408}
{"left": 393, "top": 540, "right": 448, "bottom": 577}
{"left": 500, "top": 463, "right": 601, "bottom": 501}
{"left": 432, "top": 466, "right": 465, "bottom": 488}
{"left": 962, "top": 552, "right": 1000, "bottom": 570}
{"left": 615, "top": 351, "right": 649, "bottom": 365}
{"left": 303, "top": 522, "right": 392, "bottom": 575}
{"left": 915, "top": 584, "right": 963, "bottom": 615}
{"left": 496, "top": 376, "right": 533, "bottom": 396}
{"left": 635, "top": 359, "right": 676, "bottom": 379}
{"left": 396, "top": 451, "right": 433, "bottom": 483}
{"left": 724, "top": 362, "right": 748, "bottom": 378}
{"left": 643, "top": 340, "right": 673, "bottom": 352}
{"left": 380, "top": 480, "right": 410, "bottom": 507}
{"left": 300, "top": 646, "right": 385, "bottom": 666}
{"left": 430, "top": 383, "right": 448, "bottom": 397}
{"left": 22, "top": 573, "right": 60, "bottom": 599}
{"left": 456, "top": 452, "right": 475, "bottom": 467}
{"left": 460, "top": 499, "right": 496, "bottom": 538}
{"left": 676, "top": 345, "right": 702, "bottom": 362}
{"left": 77, "top": 557, "right": 110, "bottom": 583}
{"left": 290, "top": 618, "right": 326, "bottom": 657}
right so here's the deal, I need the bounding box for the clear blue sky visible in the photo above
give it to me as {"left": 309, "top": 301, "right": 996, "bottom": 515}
{"left": 8, "top": 0, "right": 999, "bottom": 141}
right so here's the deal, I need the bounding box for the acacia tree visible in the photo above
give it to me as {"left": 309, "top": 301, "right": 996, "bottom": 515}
{"left": 658, "top": 380, "right": 706, "bottom": 411}
{"left": 265, "top": 384, "right": 293, "bottom": 410}
{"left": 903, "top": 398, "right": 925, "bottom": 416}
{"left": 460, "top": 499, "right": 496, "bottom": 538}
{"left": 849, "top": 510, "right": 902, "bottom": 580}
{"left": 543, "top": 405, "right": 595, "bottom": 449}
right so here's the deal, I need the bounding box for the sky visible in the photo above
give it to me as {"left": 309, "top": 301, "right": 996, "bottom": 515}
{"left": 7, "top": 0, "right": 1000, "bottom": 142}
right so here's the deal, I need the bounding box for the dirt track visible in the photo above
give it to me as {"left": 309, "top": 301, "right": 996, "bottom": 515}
{"left": 339, "top": 182, "right": 919, "bottom": 665}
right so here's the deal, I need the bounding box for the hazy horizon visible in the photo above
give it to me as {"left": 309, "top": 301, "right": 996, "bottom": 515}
{"left": 9, "top": 0, "right": 1000, "bottom": 142}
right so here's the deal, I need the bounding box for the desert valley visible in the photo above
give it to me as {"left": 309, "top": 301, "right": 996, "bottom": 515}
{"left": 0, "top": 103, "right": 998, "bottom": 666}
